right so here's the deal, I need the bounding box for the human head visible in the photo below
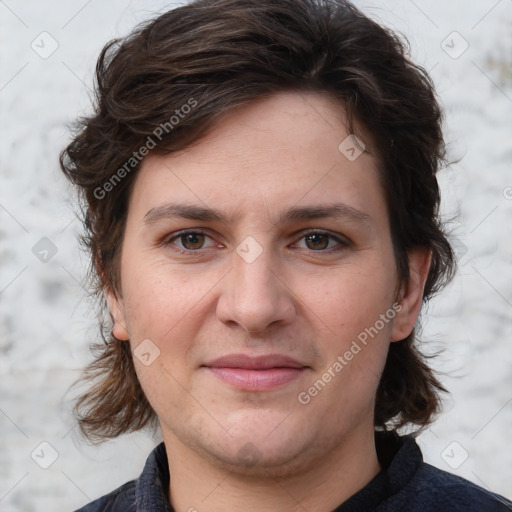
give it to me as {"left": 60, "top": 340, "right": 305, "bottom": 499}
{"left": 60, "top": 0, "right": 455, "bottom": 443}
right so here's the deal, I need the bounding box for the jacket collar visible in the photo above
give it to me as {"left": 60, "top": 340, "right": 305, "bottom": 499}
{"left": 133, "top": 430, "right": 422, "bottom": 511}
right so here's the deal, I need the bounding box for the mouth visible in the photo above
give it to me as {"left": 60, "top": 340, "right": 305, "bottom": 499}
{"left": 202, "top": 354, "right": 309, "bottom": 391}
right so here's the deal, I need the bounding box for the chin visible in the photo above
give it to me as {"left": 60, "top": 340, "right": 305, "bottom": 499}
{"left": 203, "top": 438, "right": 314, "bottom": 478}
{"left": 197, "top": 415, "right": 317, "bottom": 477}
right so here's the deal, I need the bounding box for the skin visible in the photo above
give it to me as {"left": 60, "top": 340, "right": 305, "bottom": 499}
{"left": 108, "top": 91, "right": 431, "bottom": 512}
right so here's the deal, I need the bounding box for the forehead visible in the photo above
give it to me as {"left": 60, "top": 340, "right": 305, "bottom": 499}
{"left": 128, "top": 91, "right": 385, "bottom": 225}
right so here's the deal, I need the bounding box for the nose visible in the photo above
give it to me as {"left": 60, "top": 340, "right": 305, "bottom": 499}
{"left": 216, "top": 244, "right": 296, "bottom": 334}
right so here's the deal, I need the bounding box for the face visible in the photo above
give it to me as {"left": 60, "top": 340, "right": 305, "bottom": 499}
{"left": 109, "top": 91, "right": 428, "bottom": 476}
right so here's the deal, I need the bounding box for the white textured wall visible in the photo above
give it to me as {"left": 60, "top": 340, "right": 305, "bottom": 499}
{"left": 0, "top": 1, "right": 511, "bottom": 510}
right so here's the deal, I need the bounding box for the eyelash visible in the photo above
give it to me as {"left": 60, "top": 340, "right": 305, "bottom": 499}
{"left": 162, "top": 229, "right": 350, "bottom": 255}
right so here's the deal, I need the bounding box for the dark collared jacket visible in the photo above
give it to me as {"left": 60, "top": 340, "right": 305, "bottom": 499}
{"left": 74, "top": 431, "right": 512, "bottom": 511}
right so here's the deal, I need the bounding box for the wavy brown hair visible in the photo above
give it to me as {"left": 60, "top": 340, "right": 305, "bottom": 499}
{"left": 60, "top": 0, "right": 456, "bottom": 442}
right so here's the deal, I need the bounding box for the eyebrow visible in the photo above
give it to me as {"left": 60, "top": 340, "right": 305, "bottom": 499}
{"left": 143, "top": 201, "right": 370, "bottom": 226}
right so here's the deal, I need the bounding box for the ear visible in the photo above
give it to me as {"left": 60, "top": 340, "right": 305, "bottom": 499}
{"left": 106, "top": 289, "right": 129, "bottom": 341}
{"left": 390, "top": 248, "right": 431, "bottom": 342}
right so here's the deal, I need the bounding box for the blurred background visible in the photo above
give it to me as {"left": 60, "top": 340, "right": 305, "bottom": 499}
{"left": 0, "top": 0, "right": 511, "bottom": 509}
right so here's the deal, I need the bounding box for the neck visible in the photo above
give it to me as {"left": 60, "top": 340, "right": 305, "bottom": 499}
{"left": 163, "top": 424, "right": 381, "bottom": 512}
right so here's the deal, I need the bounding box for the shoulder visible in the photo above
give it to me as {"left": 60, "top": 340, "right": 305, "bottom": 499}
{"left": 376, "top": 431, "right": 512, "bottom": 512}
{"left": 73, "top": 479, "right": 136, "bottom": 512}
{"left": 72, "top": 442, "right": 171, "bottom": 512}
{"left": 406, "top": 461, "right": 512, "bottom": 511}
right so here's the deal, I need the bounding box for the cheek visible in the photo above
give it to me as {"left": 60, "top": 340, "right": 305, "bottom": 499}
{"left": 310, "top": 272, "right": 395, "bottom": 411}
{"left": 320, "top": 263, "right": 397, "bottom": 333}
{"left": 121, "top": 257, "right": 203, "bottom": 335}
{"left": 122, "top": 265, "right": 206, "bottom": 412}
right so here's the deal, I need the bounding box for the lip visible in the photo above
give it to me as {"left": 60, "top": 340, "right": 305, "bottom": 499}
{"left": 204, "top": 354, "right": 306, "bottom": 370}
{"left": 202, "top": 354, "right": 309, "bottom": 391}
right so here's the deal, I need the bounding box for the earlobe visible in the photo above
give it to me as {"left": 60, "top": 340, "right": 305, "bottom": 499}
{"left": 390, "top": 248, "right": 432, "bottom": 342}
{"left": 106, "top": 290, "right": 129, "bottom": 341}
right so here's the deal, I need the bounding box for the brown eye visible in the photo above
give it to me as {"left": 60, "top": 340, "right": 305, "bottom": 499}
{"left": 304, "top": 233, "right": 330, "bottom": 250}
{"left": 180, "top": 232, "right": 205, "bottom": 250}
{"left": 165, "top": 230, "right": 215, "bottom": 253}
{"left": 295, "top": 230, "right": 349, "bottom": 253}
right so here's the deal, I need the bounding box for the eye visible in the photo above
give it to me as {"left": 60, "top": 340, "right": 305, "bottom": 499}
{"left": 164, "top": 230, "right": 217, "bottom": 253}
{"left": 163, "top": 229, "right": 349, "bottom": 255}
{"left": 294, "top": 230, "right": 349, "bottom": 252}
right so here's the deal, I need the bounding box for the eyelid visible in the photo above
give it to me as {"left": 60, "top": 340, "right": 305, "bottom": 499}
{"left": 295, "top": 228, "right": 351, "bottom": 249}
{"left": 163, "top": 229, "right": 220, "bottom": 252}
{"left": 163, "top": 228, "right": 350, "bottom": 254}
